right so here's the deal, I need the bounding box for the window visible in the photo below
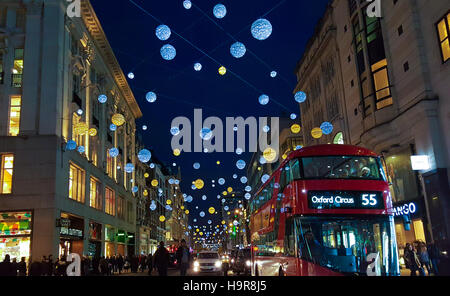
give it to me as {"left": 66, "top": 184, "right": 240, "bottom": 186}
{"left": 105, "top": 187, "right": 115, "bottom": 216}
{"left": 437, "top": 13, "right": 450, "bottom": 62}
{"left": 106, "top": 150, "right": 114, "bottom": 178}
{"left": 1, "top": 155, "right": 14, "bottom": 194}
{"left": 117, "top": 196, "right": 125, "bottom": 220}
{"left": 69, "top": 163, "right": 85, "bottom": 203}
{"left": 371, "top": 59, "right": 393, "bottom": 110}
{"left": 12, "top": 49, "right": 23, "bottom": 88}
{"left": 8, "top": 96, "right": 21, "bottom": 136}
{"left": 127, "top": 201, "right": 133, "bottom": 223}
{"left": 89, "top": 177, "right": 102, "bottom": 210}
{"left": 72, "top": 113, "right": 85, "bottom": 147}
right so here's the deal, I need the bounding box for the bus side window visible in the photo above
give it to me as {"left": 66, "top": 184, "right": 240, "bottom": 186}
{"left": 279, "top": 167, "right": 287, "bottom": 193}
{"left": 289, "top": 159, "right": 301, "bottom": 180}
{"left": 284, "top": 219, "right": 295, "bottom": 257}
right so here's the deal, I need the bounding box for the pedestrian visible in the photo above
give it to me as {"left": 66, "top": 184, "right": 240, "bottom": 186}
{"left": 29, "top": 258, "right": 42, "bottom": 276}
{"left": 41, "top": 256, "right": 49, "bottom": 276}
{"left": 147, "top": 253, "right": 153, "bottom": 275}
{"left": 117, "top": 255, "right": 124, "bottom": 274}
{"left": 11, "top": 258, "right": 18, "bottom": 276}
{"left": 0, "top": 255, "right": 14, "bottom": 276}
{"left": 111, "top": 255, "right": 117, "bottom": 274}
{"left": 153, "top": 241, "right": 169, "bottom": 276}
{"left": 18, "top": 257, "right": 27, "bottom": 276}
{"left": 176, "top": 239, "right": 191, "bottom": 276}
{"left": 428, "top": 241, "right": 440, "bottom": 275}
{"left": 418, "top": 242, "right": 431, "bottom": 275}
{"left": 404, "top": 243, "right": 425, "bottom": 276}
{"left": 99, "top": 256, "right": 108, "bottom": 276}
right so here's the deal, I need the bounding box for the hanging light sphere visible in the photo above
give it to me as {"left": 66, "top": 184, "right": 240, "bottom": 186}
{"left": 251, "top": 18, "right": 273, "bottom": 40}
{"left": 261, "top": 174, "right": 270, "bottom": 184}
{"left": 155, "top": 25, "right": 171, "bottom": 41}
{"left": 194, "top": 179, "right": 204, "bottom": 189}
{"left": 290, "top": 113, "right": 297, "bottom": 120}
{"left": 259, "top": 94, "right": 270, "bottom": 105}
{"left": 202, "top": 195, "right": 207, "bottom": 201}
{"left": 109, "top": 148, "right": 119, "bottom": 158}
{"left": 151, "top": 179, "right": 159, "bottom": 187}
{"left": 88, "top": 128, "right": 97, "bottom": 137}
{"left": 291, "top": 124, "right": 301, "bottom": 134}
{"left": 236, "top": 148, "right": 243, "bottom": 155}
{"left": 132, "top": 186, "right": 138, "bottom": 193}
{"left": 230, "top": 42, "right": 246, "bottom": 58}
{"left": 218, "top": 178, "right": 225, "bottom": 185}
{"left": 111, "top": 114, "right": 126, "bottom": 127}
{"left": 245, "top": 193, "right": 252, "bottom": 200}
{"left": 236, "top": 160, "right": 246, "bottom": 170}
{"left": 295, "top": 91, "right": 307, "bottom": 103}
{"left": 127, "top": 72, "right": 135, "bottom": 79}
{"left": 199, "top": 128, "right": 213, "bottom": 141}
{"left": 183, "top": 0, "right": 192, "bottom": 9}
{"left": 77, "top": 146, "right": 85, "bottom": 153}
{"left": 232, "top": 174, "right": 238, "bottom": 179}
{"left": 270, "top": 71, "right": 277, "bottom": 78}
{"left": 262, "top": 125, "right": 270, "bottom": 133}
{"left": 240, "top": 176, "right": 248, "bottom": 184}
{"left": 77, "top": 109, "right": 83, "bottom": 116}
{"left": 150, "top": 203, "right": 157, "bottom": 211}
{"left": 146, "top": 92, "right": 157, "bottom": 103}
{"left": 263, "top": 147, "right": 277, "bottom": 162}
{"left": 142, "top": 125, "right": 148, "bottom": 131}
{"left": 66, "top": 140, "right": 77, "bottom": 151}
{"left": 213, "top": 4, "right": 227, "bottom": 19}
{"left": 170, "top": 126, "right": 180, "bottom": 136}
{"left": 109, "top": 124, "right": 117, "bottom": 131}
{"left": 194, "top": 62, "right": 202, "bottom": 71}
{"left": 218, "top": 66, "right": 227, "bottom": 75}
{"left": 159, "top": 216, "right": 166, "bottom": 222}
{"left": 98, "top": 94, "right": 107, "bottom": 104}
{"left": 150, "top": 163, "right": 155, "bottom": 169}
{"left": 320, "top": 122, "right": 334, "bottom": 135}
{"left": 245, "top": 186, "right": 252, "bottom": 192}
{"left": 173, "top": 149, "right": 181, "bottom": 156}
{"left": 138, "top": 149, "right": 152, "bottom": 163}
{"left": 311, "top": 127, "right": 323, "bottom": 139}
{"left": 193, "top": 162, "right": 200, "bottom": 169}
{"left": 199, "top": 211, "right": 206, "bottom": 218}
{"left": 125, "top": 163, "right": 135, "bottom": 173}
{"left": 209, "top": 207, "right": 216, "bottom": 215}
{"left": 160, "top": 44, "right": 176, "bottom": 61}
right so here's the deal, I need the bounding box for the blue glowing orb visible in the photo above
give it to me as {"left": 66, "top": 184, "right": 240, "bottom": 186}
{"left": 208, "top": 220, "right": 212, "bottom": 225}
{"left": 138, "top": 149, "right": 152, "bottom": 163}
{"left": 236, "top": 148, "right": 243, "bottom": 155}
{"left": 295, "top": 91, "right": 307, "bottom": 103}
{"left": 150, "top": 203, "right": 157, "bottom": 211}
{"left": 132, "top": 186, "right": 138, "bottom": 193}
{"left": 199, "top": 211, "right": 205, "bottom": 218}
{"left": 110, "top": 124, "right": 117, "bottom": 131}
{"left": 202, "top": 195, "right": 207, "bottom": 201}
{"left": 224, "top": 206, "right": 229, "bottom": 211}
{"left": 150, "top": 163, "right": 155, "bottom": 169}
{"left": 259, "top": 94, "right": 270, "bottom": 105}
{"left": 259, "top": 156, "right": 267, "bottom": 164}
{"left": 183, "top": 0, "right": 192, "bottom": 9}
{"left": 109, "top": 148, "right": 119, "bottom": 158}
{"left": 160, "top": 44, "right": 176, "bottom": 60}
{"left": 66, "top": 140, "right": 77, "bottom": 151}
{"left": 171, "top": 127, "right": 180, "bottom": 136}
{"left": 125, "top": 163, "right": 135, "bottom": 173}
{"left": 290, "top": 113, "right": 297, "bottom": 120}
{"left": 146, "top": 92, "right": 157, "bottom": 103}
{"left": 240, "top": 176, "right": 248, "bottom": 184}
{"left": 245, "top": 193, "right": 251, "bottom": 200}
{"left": 187, "top": 196, "right": 193, "bottom": 203}
{"left": 77, "top": 146, "right": 85, "bottom": 153}
{"left": 142, "top": 125, "right": 148, "bottom": 131}
{"left": 251, "top": 19, "right": 273, "bottom": 40}
{"left": 213, "top": 4, "right": 227, "bottom": 19}
{"left": 200, "top": 128, "right": 213, "bottom": 141}
{"left": 194, "top": 62, "right": 202, "bottom": 71}
{"left": 193, "top": 162, "right": 200, "bottom": 169}
{"left": 156, "top": 25, "right": 171, "bottom": 41}
{"left": 261, "top": 174, "right": 270, "bottom": 183}
{"left": 236, "top": 160, "right": 246, "bottom": 170}
{"left": 320, "top": 122, "right": 334, "bottom": 135}
{"left": 233, "top": 174, "right": 238, "bottom": 179}
{"left": 127, "top": 72, "right": 135, "bottom": 79}
{"left": 270, "top": 71, "right": 277, "bottom": 78}
{"left": 98, "top": 94, "right": 107, "bottom": 104}
{"left": 263, "top": 125, "right": 270, "bottom": 133}
{"left": 245, "top": 186, "right": 252, "bottom": 192}
{"left": 230, "top": 42, "right": 246, "bottom": 58}
{"left": 218, "top": 178, "right": 225, "bottom": 185}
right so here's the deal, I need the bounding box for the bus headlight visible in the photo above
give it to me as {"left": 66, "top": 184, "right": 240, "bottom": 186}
{"left": 246, "top": 260, "right": 251, "bottom": 267}
{"left": 215, "top": 261, "right": 222, "bottom": 268}
{"left": 194, "top": 261, "right": 199, "bottom": 267}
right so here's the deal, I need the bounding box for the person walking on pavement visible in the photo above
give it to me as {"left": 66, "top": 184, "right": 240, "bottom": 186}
{"left": 117, "top": 254, "right": 124, "bottom": 274}
{"left": 176, "top": 239, "right": 191, "bottom": 276}
{"left": 428, "top": 241, "right": 440, "bottom": 275}
{"left": 153, "top": 241, "right": 169, "bottom": 276}
{"left": 418, "top": 242, "right": 431, "bottom": 275}
{"left": 18, "top": 257, "right": 27, "bottom": 276}
{"left": 404, "top": 243, "right": 425, "bottom": 276}
{"left": 147, "top": 253, "right": 153, "bottom": 275}
{"left": 0, "top": 255, "right": 14, "bottom": 276}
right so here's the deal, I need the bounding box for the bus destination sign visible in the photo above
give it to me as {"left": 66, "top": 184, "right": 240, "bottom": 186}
{"left": 308, "top": 191, "right": 385, "bottom": 210}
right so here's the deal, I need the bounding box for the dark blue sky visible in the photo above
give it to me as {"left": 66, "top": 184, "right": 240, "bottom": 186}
{"left": 91, "top": 0, "right": 329, "bottom": 230}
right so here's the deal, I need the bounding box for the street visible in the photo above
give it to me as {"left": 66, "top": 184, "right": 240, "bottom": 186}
{"left": 118, "top": 268, "right": 237, "bottom": 277}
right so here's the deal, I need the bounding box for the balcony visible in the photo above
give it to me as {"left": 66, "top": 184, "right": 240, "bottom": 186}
{"left": 11, "top": 74, "right": 22, "bottom": 88}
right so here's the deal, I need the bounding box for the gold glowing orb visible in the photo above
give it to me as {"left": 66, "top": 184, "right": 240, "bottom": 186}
{"left": 282, "top": 154, "right": 288, "bottom": 160}
{"left": 194, "top": 179, "right": 204, "bottom": 189}
{"left": 227, "top": 187, "right": 233, "bottom": 193}
{"left": 291, "top": 124, "right": 301, "bottom": 134}
{"left": 151, "top": 179, "right": 159, "bottom": 187}
{"left": 144, "top": 173, "right": 149, "bottom": 178}
{"left": 111, "top": 114, "right": 126, "bottom": 127}
{"left": 209, "top": 207, "right": 216, "bottom": 214}
{"left": 88, "top": 128, "right": 97, "bottom": 137}
{"left": 216, "top": 161, "right": 221, "bottom": 165}
{"left": 185, "top": 210, "right": 189, "bottom": 215}
{"left": 159, "top": 216, "right": 166, "bottom": 222}
{"left": 222, "top": 221, "right": 226, "bottom": 225}
{"left": 263, "top": 147, "right": 277, "bottom": 162}
{"left": 311, "top": 127, "right": 323, "bottom": 139}
{"left": 196, "top": 229, "right": 200, "bottom": 232}
{"left": 222, "top": 191, "right": 228, "bottom": 196}
{"left": 218, "top": 66, "right": 227, "bottom": 75}
{"left": 181, "top": 206, "right": 185, "bottom": 210}
{"left": 167, "top": 199, "right": 172, "bottom": 205}
{"left": 143, "top": 190, "right": 148, "bottom": 197}
{"left": 173, "top": 149, "right": 181, "bottom": 156}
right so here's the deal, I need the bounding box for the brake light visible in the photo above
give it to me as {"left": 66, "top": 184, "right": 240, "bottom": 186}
{"left": 253, "top": 246, "right": 258, "bottom": 251}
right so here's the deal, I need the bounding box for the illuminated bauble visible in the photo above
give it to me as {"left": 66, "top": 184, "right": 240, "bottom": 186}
{"left": 213, "top": 4, "right": 227, "bottom": 18}
{"left": 125, "top": 163, "right": 135, "bottom": 173}
{"left": 295, "top": 91, "right": 307, "bottom": 103}
{"left": 236, "top": 160, "right": 246, "bottom": 170}
{"left": 262, "top": 125, "right": 270, "bottom": 133}
{"left": 228, "top": 187, "right": 233, "bottom": 193}
{"left": 159, "top": 216, "right": 166, "bottom": 222}
{"left": 98, "top": 94, "right": 107, "bottom": 104}
{"left": 186, "top": 196, "right": 193, "bottom": 202}
{"left": 209, "top": 207, "right": 216, "bottom": 215}
{"left": 251, "top": 18, "right": 273, "bottom": 40}
{"left": 173, "top": 149, "right": 181, "bottom": 156}
{"left": 222, "top": 191, "right": 228, "bottom": 196}
{"left": 218, "top": 66, "right": 227, "bottom": 75}
{"left": 224, "top": 206, "right": 229, "bottom": 211}
{"left": 146, "top": 92, "right": 157, "bottom": 103}
{"left": 77, "top": 146, "right": 85, "bottom": 153}
{"left": 259, "top": 94, "right": 269, "bottom": 105}
{"left": 218, "top": 178, "right": 225, "bottom": 185}
{"left": 208, "top": 220, "right": 212, "bottom": 225}
{"left": 128, "top": 72, "right": 135, "bottom": 79}
{"left": 236, "top": 148, "right": 243, "bottom": 155}
{"left": 261, "top": 174, "right": 270, "bottom": 183}
{"left": 185, "top": 210, "right": 190, "bottom": 215}
{"left": 167, "top": 199, "right": 172, "bottom": 205}
{"left": 138, "top": 149, "right": 152, "bottom": 163}
{"left": 193, "top": 162, "right": 200, "bottom": 169}
{"left": 295, "top": 145, "right": 303, "bottom": 150}
{"left": 290, "top": 113, "right": 297, "bottom": 120}
{"left": 202, "top": 195, "right": 207, "bottom": 201}
{"left": 233, "top": 174, "right": 238, "bottom": 179}
{"left": 194, "top": 62, "right": 202, "bottom": 71}
{"left": 155, "top": 25, "right": 171, "bottom": 41}
{"left": 88, "top": 128, "right": 97, "bottom": 137}
{"left": 143, "top": 190, "right": 148, "bottom": 196}
{"left": 291, "top": 124, "right": 301, "bottom": 134}
{"left": 230, "top": 42, "right": 246, "bottom": 58}
{"left": 150, "top": 203, "right": 157, "bottom": 211}
{"left": 76, "top": 109, "right": 84, "bottom": 116}
{"left": 245, "top": 193, "right": 251, "bottom": 200}
{"left": 151, "top": 179, "right": 158, "bottom": 187}
{"left": 245, "top": 186, "right": 252, "bottom": 192}
{"left": 142, "top": 125, "right": 148, "bottom": 131}
{"left": 199, "top": 128, "right": 213, "bottom": 141}
{"left": 170, "top": 127, "right": 180, "bottom": 136}
{"left": 216, "top": 161, "right": 221, "bottom": 165}
{"left": 66, "top": 140, "right": 77, "bottom": 151}
{"left": 150, "top": 163, "right": 155, "bottom": 169}
{"left": 199, "top": 211, "right": 205, "bottom": 218}
{"left": 311, "top": 127, "right": 323, "bottom": 139}
{"left": 263, "top": 147, "right": 277, "bottom": 162}
{"left": 194, "top": 179, "right": 204, "bottom": 189}
{"left": 240, "top": 176, "right": 248, "bottom": 184}
{"left": 109, "top": 124, "right": 117, "bottom": 131}
{"left": 111, "top": 114, "right": 125, "bottom": 126}
{"left": 160, "top": 44, "right": 176, "bottom": 60}
{"left": 74, "top": 122, "right": 89, "bottom": 135}
{"left": 132, "top": 186, "right": 138, "bottom": 193}
{"left": 183, "top": 0, "right": 192, "bottom": 9}
{"left": 109, "top": 148, "right": 119, "bottom": 158}
{"left": 270, "top": 71, "right": 277, "bottom": 78}
{"left": 320, "top": 122, "right": 334, "bottom": 135}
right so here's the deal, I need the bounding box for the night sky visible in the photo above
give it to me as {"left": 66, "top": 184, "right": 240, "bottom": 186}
{"left": 90, "top": 0, "right": 329, "bottom": 230}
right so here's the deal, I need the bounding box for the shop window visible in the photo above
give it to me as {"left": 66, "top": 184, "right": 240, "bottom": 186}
{"left": 1, "top": 154, "right": 14, "bottom": 194}
{"left": 105, "top": 187, "right": 115, "bottom": 216}
{"left": 69, "top": 162, "right": 85, "bottom": 203}
{"left": 127, "top": 201, "right": 133, "bottom": 224}
{"left": 7, "top": 95, "right": 21, "bottom": 136}
{"left": 89, "top": 136, "right": 99, "bottom": 166}
{"left": 89, "top": 177, "right": 102, "bottom": 210}
{"left": 385, "top": 150, "right": 420, "bottom": 203}
{"left": 437, "top": 13, "right": 450, "bottom": 63}
{"left": 413, "top": 220, "right": 426, "bottom": 242}
{"left": 12, "top": 49, "right": 23, "bottom": 88}
{"left": 371, "top": 59, "right": 393, "bottom": 110}
{"left": 117, "top": 196, "right": 125, "bottom": 220}
{"left": 106, "top": 150, "right": 114, "bottom": 179}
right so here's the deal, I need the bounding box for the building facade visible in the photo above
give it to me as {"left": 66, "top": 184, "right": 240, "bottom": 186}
{"left": 294, "top": 0, "right": 450, "bottom": 254}
{"left": 0, "top": 0, "right": 142, "bottom": 262}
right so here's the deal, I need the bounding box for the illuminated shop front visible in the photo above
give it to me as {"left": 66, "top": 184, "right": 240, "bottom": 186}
{"left": 105, "top": 225, "right": 116, "bottom": 257}
{"left": 59, "top": 213, "right": 84, "bottom": 258}
{"left": 117, "top": 229, "right": 126, "bottom": 256}
{"left": 88, "top": 221, "right": 102, "bottom": 258}
{"left": 0, "top": 211, "right": 32, "bottom": 262}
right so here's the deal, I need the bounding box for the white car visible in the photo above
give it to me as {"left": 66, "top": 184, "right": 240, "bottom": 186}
{"left": 193, "top": 251, "right": 222, "bottom": 275}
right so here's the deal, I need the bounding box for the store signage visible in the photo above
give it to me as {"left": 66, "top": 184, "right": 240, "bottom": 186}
{"left": 308, "top": 191, "right": 384, "bottom": 210}
{"left": 392, "top": 202, "right": 417, "bottom": 217}
{"left": 411, "top": 155, "right": 431, "bottom": 171}
{"left": 56, "top": 218, "right": 71, "bottom": 228}
{"left": 60, "top": 227, "right": 83, "bottom": 237}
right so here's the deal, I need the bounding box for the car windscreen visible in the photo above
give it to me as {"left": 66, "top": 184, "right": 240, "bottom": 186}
{"left": 198, "top": 253, "right": 219, "bottom": 259}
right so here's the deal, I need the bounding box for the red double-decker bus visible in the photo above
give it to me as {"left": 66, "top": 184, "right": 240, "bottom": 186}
{"left": 249, "top": 145, "right": 400, "bottom": 276}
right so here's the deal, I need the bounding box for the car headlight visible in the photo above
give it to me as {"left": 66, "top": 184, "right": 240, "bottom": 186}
{"left": 215, "top": 261, "right": 222, "bottom": 268}
{"left": 194, "top": 261, "right": 199, "bottom": 267}
{"left": 231, "top": 259, "right": 235, "bottom": 263}
{"left": 246, "top": 260, "right": 251, "bottom": 267}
